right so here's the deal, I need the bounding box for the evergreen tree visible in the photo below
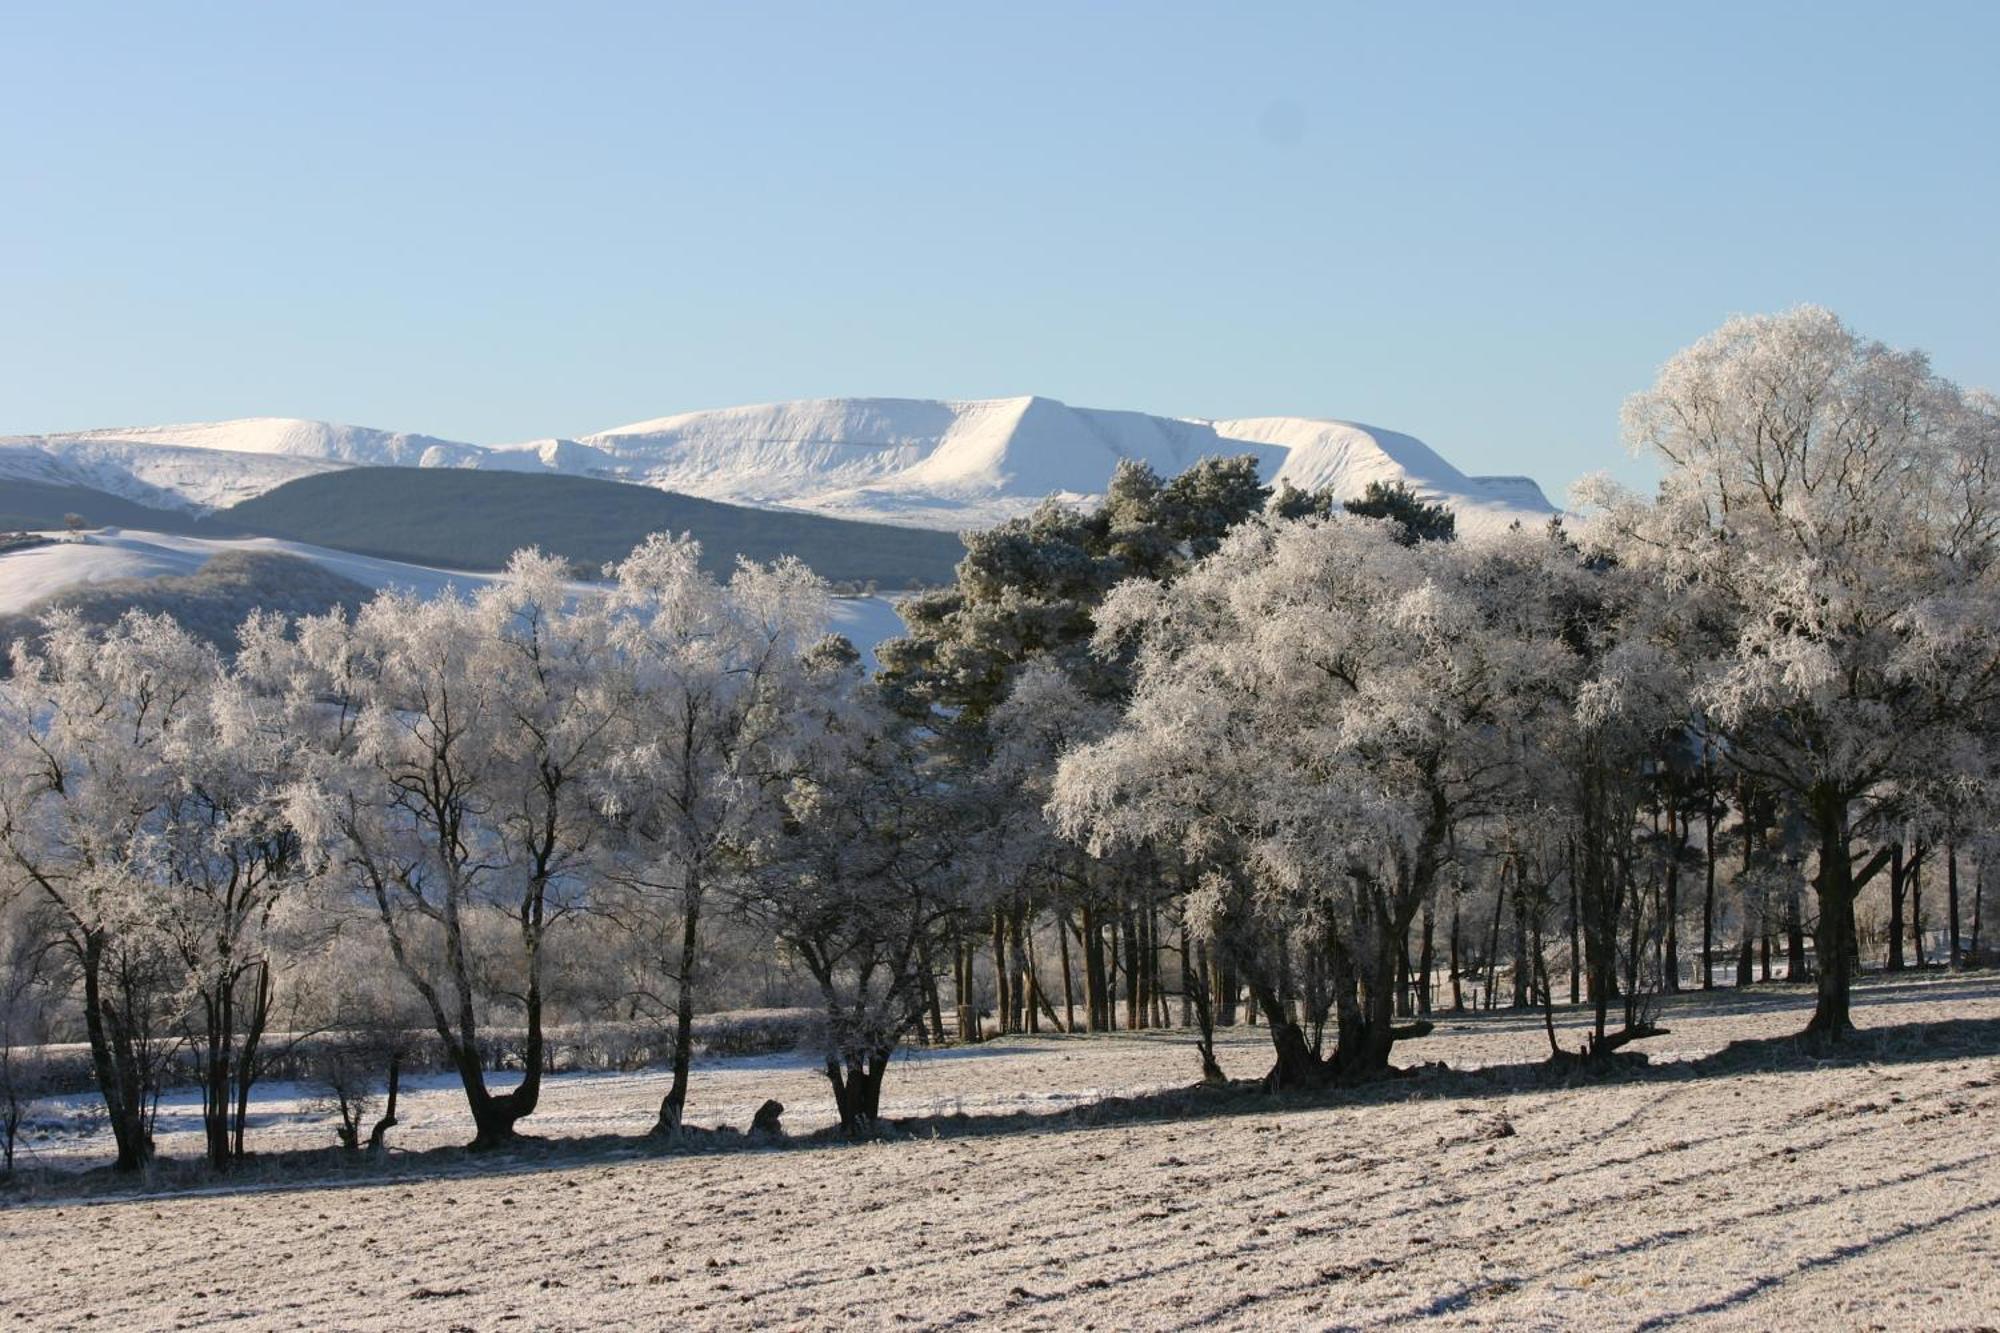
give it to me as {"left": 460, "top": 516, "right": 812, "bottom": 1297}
{"left": 1342, "top": 479, "right": 1457, "bottom": 544}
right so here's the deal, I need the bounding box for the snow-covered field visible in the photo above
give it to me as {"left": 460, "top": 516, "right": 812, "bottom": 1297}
{"left": 5, "top": 974, "right": 1997, "bottom": 1330}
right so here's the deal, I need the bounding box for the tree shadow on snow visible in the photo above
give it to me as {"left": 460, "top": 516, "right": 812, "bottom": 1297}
{"left": 8, "top": 1008, "right": 1997, "bottom": 1211}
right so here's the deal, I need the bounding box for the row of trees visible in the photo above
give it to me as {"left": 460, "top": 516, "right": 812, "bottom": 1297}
{"left": 2, "top": 307, "right": 1996, "bottom": 1173}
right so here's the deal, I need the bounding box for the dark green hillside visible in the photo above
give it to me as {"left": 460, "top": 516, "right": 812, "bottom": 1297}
{"left": 0, "top": 480, "right": 216, "bottom": 535}
{"left": 221, "top": 468, "right": 964, "bottom": 586}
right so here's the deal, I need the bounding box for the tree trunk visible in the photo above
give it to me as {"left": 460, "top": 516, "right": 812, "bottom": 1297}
{"left": 1700, "top": 816, "right": 1716, "bottom": 991}
{"left": 1033, "top": 969, "right": 1065, "bottom": 1033}
{"left": 1188, "top": 941, "right": 1223, "bottom": 1084}
{"left": 1971, "top": 860, "right": 1984, "bottom": 961}
{"left": 1785, "top": 887, "right": 1807, "bottom": 983}
{"left": 1168, "top": 924, "right": 1184, "bottom": 1024}
{"left": 1624, "top": 851, "right": 1647, "bottom": 1023}
{"left": 1805, "top": 789, "right": 1856, "bottom": 1039}
{"left": 368, "top": 1052, "right": 402, "bottom": 1151}
{"left": 1948, "top": 841, "right": 1962, "bottom": 970}
{"left": 1079, "top": 907, "right": 1107, "bottom": 1033}
{"left": 1121, "top": 902, "right": 1141, "bottom": 1031}
{"left": 1510, "top": 864, "right": 1529, "bottom": 1009}
{"left": 1104, "top": 910, "right": 1120, "bottom": 1026}
{"left": 825, "top": 1047, "right": 893, "bottom": 1137}
{"left": 1329, "top": 921, "right": 1401, "bottom": 1080}
{"left": 1253, "top": 981, "right": 1323, "bottom": 1090}
{"left": 80, "top": 934, "right": 150, "bottom": 1173}
{"left": 990, "top": 910, "right": 1012, "bottom": 1036}
{"left": 1449, "top": 899, "right": 1464, "bottom": 1012}
{"left": 917, "top": 935, "right": 945, "bottom": 1045}
{"left": 1149, "top": 906, "right": 1170, "bottom": 1028}
{"left": 1888, "top": 843, "right": 1907, "bottom": 971}
{"left": 227, "top": 961, "right": 272, "bottom": 1163}
{"left": 1662, "top": 806, "right": 1681, "bottom": 993}
{"left": 1013, "top": 909, "right": 1035, "bottom": 1034}
{"left": 1567, "top": 838, "right": 1582, "bottom": 1005}
{"left": 480, "top": 933, "right": 544, "bottom": 1147}
{"left": 1484, "top": 869, "right": 1507, "bottom": 1011}
{"left": 1910, "top": 848, "right": 1926, "bottom": 968}
{"left": 654, "top": 880, "right": 702, "bottom": 1138}
{"left": 1701, "top": 756, "right": 1718, "bottom": 990}
{"left": 1578, "top": 806, "right": 1621, "bottom": 1051}
{"left": 955, "top": 937, "right": 979, "bottom": 1043}
{"left": 1417, "top": 902, "right": 1435, "bottom": 1017}
{"left": 1025, "top": 917, "right": 1063, "bottom": 1033}
{"left": 200, "top": 989, "right": 233, "bottom": 1169}
{"left": 1059, "top": 916, "right": 1077, "bottom": 1032}
{"left": 1133, "top": 903, "right": 1152, "bottom": 1030}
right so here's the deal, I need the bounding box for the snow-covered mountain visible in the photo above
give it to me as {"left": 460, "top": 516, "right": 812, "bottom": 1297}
{"left": 571, "top": 397, "right": 1555, "bottom": 535}
{"left": 1, "top": 398, "right": 1557, "bottom": 537}
{"left": 0, "top": 418, "right": 481, "bottom": 511}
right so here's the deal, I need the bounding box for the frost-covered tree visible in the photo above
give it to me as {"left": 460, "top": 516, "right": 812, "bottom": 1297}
{"left": 595, "top": 535, "right": 830, "bottom": 1136}
{"left": 1056, "top": 514, "right": 1560, "bottom": 1084}
{"left": 881, "top": 458, "right": 1270, "bottom": 1041}
{"left": 125, "top": 611, "right": 323, "bottom": 1168}
{"left": 293, "top": 930, "right": 425, "bottom": 1153}
{"left": 733, "top": 639, "right": 964, "bottom": 1134}
{"left": 0, "top": 611, "right": 213, "bottom": 1169}
{"left": 1597, "top": 307, "right": 2000, "bottom": 1037}
{"left": 0, "top": 890, "right": 58, "bottom": 1172}
{"left": 985, "top": 663, "right": 1125, "bottom": 1038}
{"left": 283, "top": 552, "right": 617, "bottom": 1147}
{"left": 1549, "top": 588, "right": 1687, "bottom": 1052}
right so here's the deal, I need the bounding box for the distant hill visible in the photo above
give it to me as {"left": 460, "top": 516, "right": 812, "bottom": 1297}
{"left": 218, "top": 468, "right": 966, "bottom": 586}
{"left": 0, "top": 550, "right": 371, "bottom": 667}
{"left": 0, "top": 479, "right": 213, "bottom": 534}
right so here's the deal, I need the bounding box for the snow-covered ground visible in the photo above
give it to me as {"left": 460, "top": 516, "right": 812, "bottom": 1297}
{"left": 3, "top": 396, "right": 1558, "bottom": 536}
{"left": 15, "top": 1041, "right": 1200, "bottom": 1171}
{"left": 0, "top": 529, "right": 908, "bottom": 660}
{"left": 4, "top": 975, "right": 1996, "bottom": 1330}
{"left": 0, "top": 529, "right": 493, "bottom": 614}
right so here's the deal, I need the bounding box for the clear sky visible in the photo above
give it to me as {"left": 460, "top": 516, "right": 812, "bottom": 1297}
{"left": 4, "top": 3, "right": 1996, "bottom": 499}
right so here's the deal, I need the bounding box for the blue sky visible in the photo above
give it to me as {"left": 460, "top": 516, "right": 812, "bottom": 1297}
{"left": 3, "top": 3, "right": 1996, "bottom": 499}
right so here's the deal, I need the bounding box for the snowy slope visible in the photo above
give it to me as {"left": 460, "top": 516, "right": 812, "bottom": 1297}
{"left": 0, "top": 437, "right": 347, "bottom": 511}
{"left": 0, "top": 529, "right": 498, "bottom": 613}
{"left": 0, "top": 418, "right": 478, "bottom": 512}
{"left": 578, "top": 397, "right": 1287, "bottom": 529}
{"left": 0, "top": 530, "right": 908, "bottom": 662}
{"left": 578, "top": 397, "right": 1555, "bottom": 536}
{"left": 22, "top": 417, "right": 478, "bottom": 463}
{"left": 2, "top": 398, "right": 1557, "bottom": 536}
{"left": 1210, "top": 416, "right": 1558, "bottom": 538}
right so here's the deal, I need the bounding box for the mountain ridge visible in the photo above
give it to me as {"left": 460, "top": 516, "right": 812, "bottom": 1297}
{"left": 1, "top": 396, "right": 1558, "bottom": 537}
